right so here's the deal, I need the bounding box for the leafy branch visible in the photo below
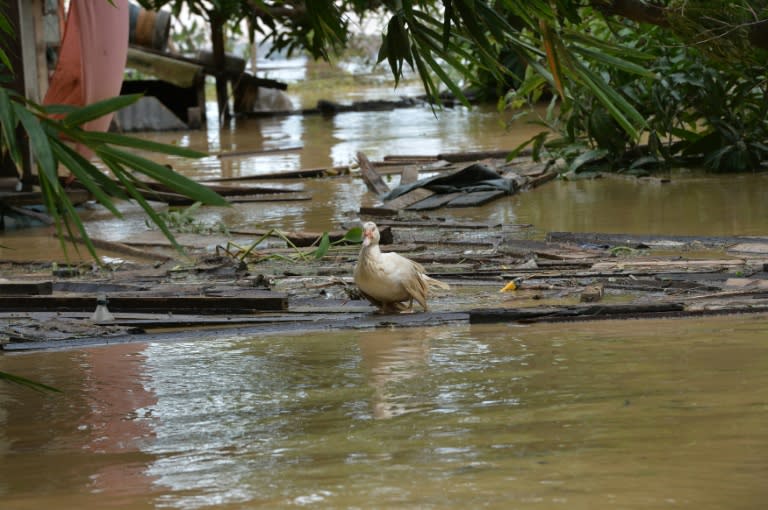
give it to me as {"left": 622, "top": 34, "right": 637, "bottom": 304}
{"left": 0, "top": 87, "right": 228, "bottom": 260}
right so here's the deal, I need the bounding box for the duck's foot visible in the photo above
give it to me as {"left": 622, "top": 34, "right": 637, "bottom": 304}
{"left": 376, "top": 302, "right": 413, "bottom": 314}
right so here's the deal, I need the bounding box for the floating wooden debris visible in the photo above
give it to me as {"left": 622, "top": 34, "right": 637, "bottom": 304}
{"left": 4, "top": 223, "right": 768, "bottom": 350}
{"left": 202, "top": 165, "right": 349, "bottom": 181}
{"left": 214, "top": 146, "right": 302, "bottom": 158}
{"left": 546, "top": 231, "right": 768, "bottom": 250}
{"left": 357, "top": 151, "right": 390, "bottom": 196}
{"left": 0, "top": 291, "right": 286, "bottom": 314}
{"left": 358, "top": 152, "right": 554, "bottom": 214}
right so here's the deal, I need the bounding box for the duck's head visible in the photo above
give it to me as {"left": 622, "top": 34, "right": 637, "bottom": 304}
{"left": 361, "top": 221, "right": 379, "bottom": 247}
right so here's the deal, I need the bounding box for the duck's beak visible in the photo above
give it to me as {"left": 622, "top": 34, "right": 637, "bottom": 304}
{"left": 362, "top": 229, "right": 372, "bottom": 247}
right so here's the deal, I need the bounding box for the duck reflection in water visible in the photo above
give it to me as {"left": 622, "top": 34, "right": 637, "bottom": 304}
{"left": 358, "top": 328, "right": 433, "bottom": 419}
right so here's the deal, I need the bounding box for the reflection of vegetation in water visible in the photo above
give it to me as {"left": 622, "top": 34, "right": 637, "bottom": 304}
{"left": 0, "top": 371, "right": 61, "bottom": 393}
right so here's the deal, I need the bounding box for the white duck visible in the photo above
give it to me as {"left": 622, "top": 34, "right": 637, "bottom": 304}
{"left": 354, "top": 221, "right": 449, "bottom": 313}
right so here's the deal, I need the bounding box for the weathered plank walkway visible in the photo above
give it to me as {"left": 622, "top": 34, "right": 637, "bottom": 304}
{"left": 2, "top": 221, "right": 768, "bottom": 350}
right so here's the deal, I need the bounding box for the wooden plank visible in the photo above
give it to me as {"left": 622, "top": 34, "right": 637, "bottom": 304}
{"left": 201, "top": 166, "right": 348, "bottom": 181}
{"left": 728, "top": 242, "right": 768, "bottom": 255}
{"left": 591, "top": 259, "right": 745, "bottom": 272}
{"left": 382, "top": 188, "right": 435, "bottom": 210}
{"left": 357, "top": 152, "right": 390, "bottom": 196}
{"left": 446, "top": 190, "right": 507, "bottom": 208}
{"left": 525, "top": 170, "right": 558, "bottom": 188}
{"left": 66, "top": 235, "right": 172, "bottom": 261}
{"left": 400, "top": 166, "right": 420, "bottom": 185}
{"left": 0, "top": 189, "right": 91, "bottom": 207}
{"left": 547, "top": 231, "right": 768, "bottom": 250}
{"left": 0, "top": 280, "right": 52, "bottom": 295}
{"left": 383, "top": 155, "right": 439, "bottom": 163}
{"left": 436, "top": 149, "right": 514, "bottom": 162}
{"left": 0, "top": 292, "right": 287, "bottom": 314}
{"left": 358, "top": 206, "right": 397, "bottom": 217}
{"left": 126, "top": 47, "right": 202, "bottom": 88}
{"left": 406, "top": 192, "right": 462, "bottom": 211}
{"left": 374, "top": 219, "right": 503, "bottom": 229}
{"left": 214, "top": 146, "right": 302, "bottom": 158}
{"left": 724, "top": 278, "right": 768, "bottom": 289}
{"left": 227, "top": 193, "right": 311, "bottom": 203}
{"left": 470, "top": 303, "right": 686, "bottom": 324}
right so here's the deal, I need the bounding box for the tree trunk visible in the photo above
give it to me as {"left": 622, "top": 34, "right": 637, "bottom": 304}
{"left": 595, "top": 0, "right": 768, "bottom": 52}
{"left": 210, "top": 12, "right": 230, "bottom": 123}
{"left": 1, "top": 0, "right": 32, "bottom": 188}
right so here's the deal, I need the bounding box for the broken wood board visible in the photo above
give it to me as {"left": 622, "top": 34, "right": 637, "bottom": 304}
{"left": 525, "top": 170, "right": 558, "bottom": 188}
{"left": 445, "top": 190, "right": 508, "bottom": 208}
{"left": 0, "top": 189, "right": 91, "bottom": 208}
{"left": 66, "top": 235, "right": 173, "bottom": 262}
{"left": 727, "top": 242, "right": 768, "bottom": 255}
{"left": 373, "top": 219, "right": 503, "bottom": 229}
{"left": 202, "top": 166, "right": 349, "bottom": 181}
{"left": 406, "top": 192, "right": 462, "bottom": 211}
{"left": 500, "top": 239, "right": 605, "bottom": 260}
{"left": 0, "top": 292, "right": 287, "bottom": 314}
{"left": 0, "top": 280, "right": 53, "bottom": 295}
{"left": 400, "top": 166, "right": 420, "bottom": 185}
{"left": 547, "top": 231, "right": 768, "bottom": 250}
{"left": 590, "top": 259, "right": 746, "bottom": 272}
{"left": 357, "top": 151, "right": 390, "bottom": 196}
{"left": 436, "top": 149, "right": 515, "bottom": 162}
{"left": 471, "top": 302, "right": 686, "bottom": 323}
{"left": 470, "top": 302, "right": 768, "bottom": 324}
{"left": 724, "top": 278, "right": 768, "bottom": 289}
{"left": 381, "top": 188, "right": 435, "bottom": 211}
{"left": 139, "top": 189, "right": 310, "bottom": 206}
{"left": 214, "top": 146, "right": 302, "bottom": 158}
{"left": 226, "top": 192, "right": 311, "bottom": 203}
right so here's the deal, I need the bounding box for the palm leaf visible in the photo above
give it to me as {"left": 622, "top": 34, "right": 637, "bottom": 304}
{"left": 13, "top": 102, "right": 58, "bottom": 184}
{"left": 96, "top": 146, "right": 228, "bottom": 206}
{"left": 83, "top": 131, "right": 208, "bottom": 158}
{"left": 62, "top": 94, "right": 142, "bottom": 128}
{"left": 540, "top": 20, "right": 565, "bottom": 98}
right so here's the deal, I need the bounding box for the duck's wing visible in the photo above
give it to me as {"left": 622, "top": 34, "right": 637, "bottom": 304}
{"left": 378, "top": 252, "right": 429, "bottom": 310}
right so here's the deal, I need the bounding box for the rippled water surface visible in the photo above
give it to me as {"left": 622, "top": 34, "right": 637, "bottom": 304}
{"left": 2, "top": 317, "right": 767, "bottom": 509}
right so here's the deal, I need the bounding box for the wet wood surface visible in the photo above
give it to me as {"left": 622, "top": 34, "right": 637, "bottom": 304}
{"left": 3, "top": 217, "right": 768, "bottom": 350}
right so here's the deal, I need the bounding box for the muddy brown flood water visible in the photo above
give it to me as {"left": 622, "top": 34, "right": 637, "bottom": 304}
{"left": 1, "top": 318, "right": 767, "bottom": 509}
{"left": 1, "top": 91, "right": 768, "bottom": 508}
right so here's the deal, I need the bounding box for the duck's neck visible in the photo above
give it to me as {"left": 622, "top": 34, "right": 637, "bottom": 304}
{"left": 360, "top": 242, "right": 381, "bottom": 260}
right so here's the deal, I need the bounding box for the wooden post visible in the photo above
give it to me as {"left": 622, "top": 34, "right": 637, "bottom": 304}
{"left": 210, "top": 12, "right": 230, "bottom": 123}
{"left": 0, "top": 0, "right": 38, "bottom": 189}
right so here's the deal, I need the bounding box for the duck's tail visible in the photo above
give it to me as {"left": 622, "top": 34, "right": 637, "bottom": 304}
{"left": 423, "top": 274, "right": 450, "bottom": 290}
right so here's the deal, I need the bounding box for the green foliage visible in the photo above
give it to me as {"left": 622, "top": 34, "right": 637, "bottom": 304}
{"left": 506, "top": 15, "right": 768, "bottom": 174}
{"left": 148, "top": 201, "right": 230, "bottom": 235}
{"left": 0, "top": 86, "right": 228, "bottom": 259}
{"left": 217, "top": 226, "right": 363, "bottom": 264}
